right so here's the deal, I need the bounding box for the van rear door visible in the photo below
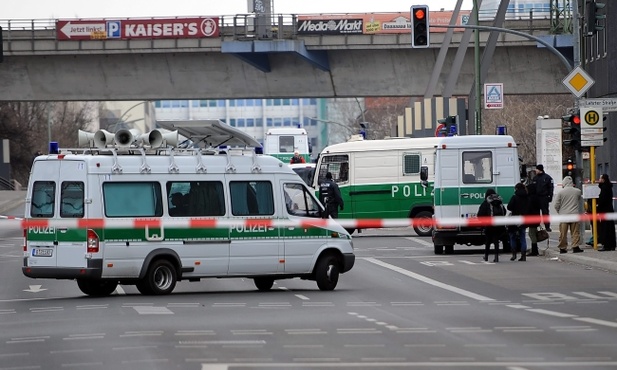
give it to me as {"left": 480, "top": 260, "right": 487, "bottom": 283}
{"left": 26, "top": 159, "right": 88, "bottom": 269}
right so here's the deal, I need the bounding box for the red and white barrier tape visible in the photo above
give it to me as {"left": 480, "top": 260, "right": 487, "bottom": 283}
{"left": 0, "top": 213, "right": 616, "bottom": 230}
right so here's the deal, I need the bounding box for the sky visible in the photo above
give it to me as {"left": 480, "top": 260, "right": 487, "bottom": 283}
{"left": 5, "top": 0, "right": 474, "bottom": 19}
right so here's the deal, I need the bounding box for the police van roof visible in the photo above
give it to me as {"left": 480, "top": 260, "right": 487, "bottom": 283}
{"left": 157, "top": 119, "right": 261, "bottom": 148}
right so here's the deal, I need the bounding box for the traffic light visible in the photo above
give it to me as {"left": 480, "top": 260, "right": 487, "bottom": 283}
{"left": 438, "top": 115, "right": 458, "bottom": 136}
{"left": 562, "top": 110, "right": 581, "bottom": 151}
{"left": 564, "top": 158, "right": 575, "bottom": 177}
{"left": 411, "top": 5, "right": 430, "bottom": 48}
{"left": 587, "top": 0, "right": 606, "bottom": 35}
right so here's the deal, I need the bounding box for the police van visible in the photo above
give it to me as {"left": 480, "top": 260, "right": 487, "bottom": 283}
{"left": 23, "top": 120, "right": 354, "bottom": 296}
{"left": 428, "top": 135, "right": 525, "bottom": 254}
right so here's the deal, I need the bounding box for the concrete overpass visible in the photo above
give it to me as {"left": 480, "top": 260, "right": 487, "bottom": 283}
{"left": 0, "top": 16, "right": 572, "bottom": 101}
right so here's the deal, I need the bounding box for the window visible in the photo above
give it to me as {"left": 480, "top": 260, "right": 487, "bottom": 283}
{"left": 317, "top": 155, "right": 349, "bottom": 184}
{"left": 31, "top": 181, "right": 55, "bottom": 218}
{"left": 246, "top": 118, "right": 255, "bottom": 127}
{"left": 60, "top": 181, "right": 84, "bottom": 218}
{"left": 279, "top": 135, "right": 295, "bottom": 153}
{"left": 403, "top": 153, "right": 421, "bottom": 175}
{"left": 167, "top": 181, "right": 225, "bottom": 217}
{"left": 103, "top": 182, "right": 163, "bottom": 217}
{"left": 230, "top": 181, "right": 274, "bottom": 216}
{"left": 283, "top": 183, "right": 321, "bottom": 217}
{"left": 462, "top": 151, "right": 492, "bottom": 184}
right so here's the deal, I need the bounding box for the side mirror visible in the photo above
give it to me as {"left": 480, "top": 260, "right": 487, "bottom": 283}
{"left": 420, "top": 166, "right": 429, "bottom": 188}
{"left": 520, "top": 164, "right": 527, "bottom": 182}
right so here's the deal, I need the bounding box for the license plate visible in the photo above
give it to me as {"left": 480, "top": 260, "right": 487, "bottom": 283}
{"left": 32, "top": 248, "right": 53, "bottom": 257}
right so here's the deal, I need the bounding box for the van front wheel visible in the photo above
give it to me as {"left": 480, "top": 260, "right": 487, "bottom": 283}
{"left": 315, "top": 255, "right": 339, "bottom": 291}
{"left": 77, "top": 279, "right": 118, "bottom": 297}
{"left": 136, "top": 260, "right": 177, "bottom": 295}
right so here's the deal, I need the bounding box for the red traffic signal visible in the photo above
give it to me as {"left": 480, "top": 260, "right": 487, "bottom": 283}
{"left": 411, "top": 5, "right": 430, "bottom": 48}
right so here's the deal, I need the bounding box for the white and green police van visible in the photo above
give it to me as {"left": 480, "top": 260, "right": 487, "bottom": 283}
{"left": 23, "top": 120, "right": 354, "bottom": 296}
{"left": 314, "top": 136, "right": 441, "bottom": 236}
{"left": 264, "top": 127, "right": 311, "bottom": 163}
{"left": 428, "top": 135, "right": 524, "bottom": 254}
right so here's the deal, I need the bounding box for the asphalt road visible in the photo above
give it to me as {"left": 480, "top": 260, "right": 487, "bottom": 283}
{"left": 2, "top": 218, "right": 617, "bottom": 370}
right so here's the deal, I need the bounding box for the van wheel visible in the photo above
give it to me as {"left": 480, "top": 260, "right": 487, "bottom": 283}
{"left": 434, "top": 245, "right": 444, "bottom": 254}
{"left": 254, "top": 277, "right": 274, "bottom": 291}
{"left": 413, "top": 211, "right": 433, "bottom": 237}
{"left": 77, "top": 279, "right": 118, "bottom": 297}
{"left": 136, "top": 260, "right": 177, "bottom": 295}
{"left": 315, "top": 255, "right": 339, "bottom": 291}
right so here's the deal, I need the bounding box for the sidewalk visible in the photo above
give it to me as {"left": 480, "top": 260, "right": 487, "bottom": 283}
{"left": 2, "top": 191, "right": 617, "bottom": 273}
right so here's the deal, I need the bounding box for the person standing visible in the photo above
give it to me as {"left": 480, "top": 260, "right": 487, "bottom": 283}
{"left": 534, "top": 164, "right": 554, "bottom": 231}
{"left": 507, "top": 182, "right": 529, "bottom": 261}
{"left": 290, "top": 150, "right": 306, "bottom": 164}
{"left": 554, "top": 176, "right": 584, "bottom": 254}
{"left": 597, "top": 173, "right": 616, "bottom": 251}
{"left": 319, "top": 172, "right": 344, "bottom": 218}
{"left": 526, "top": 183, "right": 542, "bottom": 256}
{"left": 477, "top": 188, "right": 506, "bottom": 262}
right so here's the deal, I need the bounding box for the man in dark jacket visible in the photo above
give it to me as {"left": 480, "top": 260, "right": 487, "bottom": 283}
{"left": 533, "top": 164, "right": 554, "bottom": 231}
{"left": 507, "top": 182, "right": 530, "bottom": 261}
{"left": 319, "top": 172, "right": 344, "bottom": 218}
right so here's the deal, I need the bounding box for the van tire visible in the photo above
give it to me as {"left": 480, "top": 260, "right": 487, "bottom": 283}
{"left": 434, "top": 245, "right": 444, "bottom": 254}
{"left": 413, "top": 211, "right": 433, "bottom": 237}
{"left": 77, "top": 279, "right": 118, "bottom": 297}
{"left": 315, "top": 255, "right": 339, "bottom": 291}
{"left": 136, "top": 260, "right": 177, "bottom": 295}
{"left": 254, "top": 277, "right": 274, "bottom": 291}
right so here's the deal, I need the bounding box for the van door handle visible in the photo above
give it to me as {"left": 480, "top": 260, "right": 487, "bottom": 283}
{"left": 145, "top": 225, "right": 164, "bottom": 241}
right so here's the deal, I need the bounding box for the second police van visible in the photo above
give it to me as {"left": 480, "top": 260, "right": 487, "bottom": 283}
{"left": 23, "top": 120, "right": 354, "bottom": 296}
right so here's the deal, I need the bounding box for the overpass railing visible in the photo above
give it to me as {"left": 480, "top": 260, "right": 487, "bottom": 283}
{"left": 0, "top": 11, "right": 555, "bottom": 53}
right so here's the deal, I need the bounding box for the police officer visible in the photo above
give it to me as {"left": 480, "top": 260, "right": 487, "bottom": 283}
{"left": 319, "top": 172, "right": 344, "bottom": 218}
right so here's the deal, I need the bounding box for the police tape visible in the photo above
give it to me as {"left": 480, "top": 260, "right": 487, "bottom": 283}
{"left": 1, "top": 213, "right": 616, "bottom": 230}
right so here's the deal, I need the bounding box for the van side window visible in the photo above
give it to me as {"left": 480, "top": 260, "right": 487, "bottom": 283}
{"left": 60, "top": 182, "right": 84, "bottom": 218}
{"left": 230, "top": 181, "right": 274, "bottom": 216}
{"left": 103, "top": 182, "right": 163, "bottom": 217}
{"left": 403, "top": 153, "right": 421, "bottom": 175}
{"left": 317, "top": 154, "right": 349, "bottom": 184}
{"left": 31, "top": 181, "right": 55, "bottom": 218}
{"left": 167, "top": 181, "right": 225, "bottom": 217}
{"left": 284, "top": 183, "right": 321, "bottom": 218}
{"left": 462, "top": 151, "right": 492, "bottom": 183}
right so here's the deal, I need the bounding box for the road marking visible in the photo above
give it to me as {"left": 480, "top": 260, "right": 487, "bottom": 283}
{"left": 133, "top": 306, "right": 173, "bottom": 315}
{"left": 364, "top": 257, "right": 495, "bottom": 302}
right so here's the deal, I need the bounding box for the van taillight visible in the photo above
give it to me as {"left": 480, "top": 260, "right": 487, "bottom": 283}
{"left": 23, "top": 228, "right": 27, "bottom": 252}
{"left": 87, "top": 229, "right": 99, "bottom": 253}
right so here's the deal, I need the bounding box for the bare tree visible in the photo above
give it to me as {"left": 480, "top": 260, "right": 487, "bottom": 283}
{"left": 0, "top": 102, "right": 97, "bottom": 186}
{"left": 481, "top": 94, "right": 574, "bottom": 165}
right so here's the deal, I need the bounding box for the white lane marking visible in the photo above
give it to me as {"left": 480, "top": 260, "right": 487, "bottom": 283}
{"left": 525, "top": 308, "right": 577, "bottom": 318}
{"left": 201, "top": 362, "right": 617, "bottom": 368}
{"left": 407, "top": 237, "right": 434, "bottom": 247}
{"left": 133, "top": 306, "right": 173, "bottom": 315}
{"left": 295, "top": 294, "right": 310, "bottom": 300}
{"left": 363, "top": 257, "right": 495, "bottom": 302}
{"left": 574, "top": 317, "right": 617, "bottom": 328}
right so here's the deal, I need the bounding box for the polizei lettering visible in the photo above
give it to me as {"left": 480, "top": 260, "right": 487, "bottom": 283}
{"left": 297, "top": 19, "right": 363, "bottom": 34}
{"left": 231, "top": 225, "right": 270, "bottom": 233}
{"left": 28, "top": 226, "right": 55, "bottom": 234}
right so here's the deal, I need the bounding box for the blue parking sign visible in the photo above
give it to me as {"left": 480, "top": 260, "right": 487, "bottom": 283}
{"left": 107, "top": 21, "right": 121, "bottom": 38}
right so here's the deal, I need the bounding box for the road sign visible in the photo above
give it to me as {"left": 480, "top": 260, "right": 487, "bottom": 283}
{"left": 484, "top": 83, "right": 503, "bottom": 109}
{"left": 580, "top": 98, "right": 617, "bottom": 112}
{"left": 580, "top": 107, "right": 603, "bottom": 129}
{"left": 562, "top": 66, "right": 595, "bottom": 98}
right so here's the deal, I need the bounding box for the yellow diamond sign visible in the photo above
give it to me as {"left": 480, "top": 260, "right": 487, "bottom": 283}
{"left": 562, "top": 66, "right": 595, "bottom": 98}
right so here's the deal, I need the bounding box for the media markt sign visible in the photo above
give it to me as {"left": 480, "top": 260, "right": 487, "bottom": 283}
{"left": 562, "top": 66, "right": 595, "bottom": 98}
